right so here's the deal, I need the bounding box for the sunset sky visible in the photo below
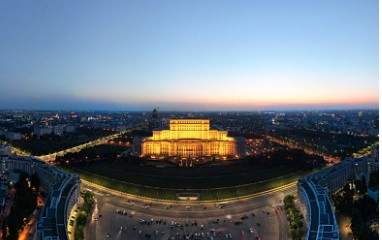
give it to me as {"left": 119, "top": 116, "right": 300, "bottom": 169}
{"left": 0, "top": 0, "right": 378, "bottom": 111}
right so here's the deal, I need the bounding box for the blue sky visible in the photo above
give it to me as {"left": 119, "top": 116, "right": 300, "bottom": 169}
{"left": 0, "top": 0, "right": 378, "bottom": 111}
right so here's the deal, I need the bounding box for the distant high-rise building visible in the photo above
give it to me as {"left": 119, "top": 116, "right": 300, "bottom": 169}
{"left": 4, "top": 132, "right": 22, "bottom": 141}
{"left": 0, "top": 144, "right": 11, "bottom": 156}
{"left": 149, "top": 107, "right": 161, "bottom": 130}
{"left": 152, "top": 108, "right": 159, "bottom": 119}
{"left": 34, "top": 126, "right": 52, "bottom": 137}
{"left": 64, "top": 125, "right": 76, "bottom": 133}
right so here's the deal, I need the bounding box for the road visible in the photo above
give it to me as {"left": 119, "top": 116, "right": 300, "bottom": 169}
{"left": 3, "top": 131, "right": 126, "bottom": 162}
{"left": 83, "top": 181, "right": 296, "bottom": 239}
{"left": 275, "top": 206, "right": 289, "bottom": 240}
{"left": 266, "top": 135, "right": 341, "bottom": 164}
{"left": 38, "top": 131, "right": 126, "bottom": 162}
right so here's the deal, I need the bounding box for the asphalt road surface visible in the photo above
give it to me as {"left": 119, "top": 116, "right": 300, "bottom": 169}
{"left": 84, "top": 183, "right": 294, "bottom": 240}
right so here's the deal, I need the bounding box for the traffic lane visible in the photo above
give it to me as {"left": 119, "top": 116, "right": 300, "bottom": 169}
{"left": 85, "top": 186, "right": 296, "bottom": 219}
{"left": 107, "top": 189, "right": 293, "bottom": 217}
{"left": 81, "top": 180, "right": 297, "bottom": 207}
{"left": 92, "top": 201, "right": 281, "bottom": 240}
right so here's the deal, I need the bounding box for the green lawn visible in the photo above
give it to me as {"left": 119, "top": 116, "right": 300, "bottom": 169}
{"left": 63, "top": 166, "right": 309, "bottom": 201}
{"left": 68, "top": 157, "right": 309, "bottom": 189}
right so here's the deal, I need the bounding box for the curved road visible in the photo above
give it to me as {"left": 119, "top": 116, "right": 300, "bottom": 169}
{"left": 83, "top": 181, "right": 294, "bottom": 239}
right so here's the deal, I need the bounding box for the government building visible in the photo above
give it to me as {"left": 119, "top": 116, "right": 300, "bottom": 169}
{"left": 141, "top": 119, "right": 238, "bottom": 160}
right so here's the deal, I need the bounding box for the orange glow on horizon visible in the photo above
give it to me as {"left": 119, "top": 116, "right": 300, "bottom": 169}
{"left": 75, "top": 83, "right": 378, "bottom": 110}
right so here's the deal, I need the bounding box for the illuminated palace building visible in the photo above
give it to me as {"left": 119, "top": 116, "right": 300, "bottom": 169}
{"left": 141, "top": 119, "right": 238, "bottom": 162}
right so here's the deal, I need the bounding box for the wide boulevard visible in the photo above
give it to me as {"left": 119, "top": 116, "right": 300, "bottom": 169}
{"left": 83, "top": 180, "right": 295, "bottom": 240}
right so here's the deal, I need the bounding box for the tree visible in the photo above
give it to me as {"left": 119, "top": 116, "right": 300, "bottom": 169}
{"left": 354, "top": 179, "right": 367, "bottom": 195}
{"left": 355, "top": 195, "right": 377, "bottom": 220}
{"left": 3, "top": 173, "right": 37, "bottom": 240}
{"left": 351, "top": 208, "right": 366, "bottom": 239}
{"left": 30, "top": 173, "right": 40, "bottom": 190}
{"left": 368, "top": 171, "right": 378, "bottom": 190}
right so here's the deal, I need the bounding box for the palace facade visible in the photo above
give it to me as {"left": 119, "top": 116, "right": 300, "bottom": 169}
{"left": 141, "top": 119, "right": 238, "bottom": 159}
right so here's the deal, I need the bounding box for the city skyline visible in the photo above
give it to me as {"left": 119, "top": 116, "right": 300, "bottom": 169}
{"left": 0, "top": 1, "right": 379, "bottom": 239}
{"left": 0, "top": 0, "right": 378, "bottom": 111}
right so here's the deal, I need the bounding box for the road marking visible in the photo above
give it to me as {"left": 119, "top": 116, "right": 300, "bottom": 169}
{"left": 82, "top": 179, "right": 297, "bottom": 206}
